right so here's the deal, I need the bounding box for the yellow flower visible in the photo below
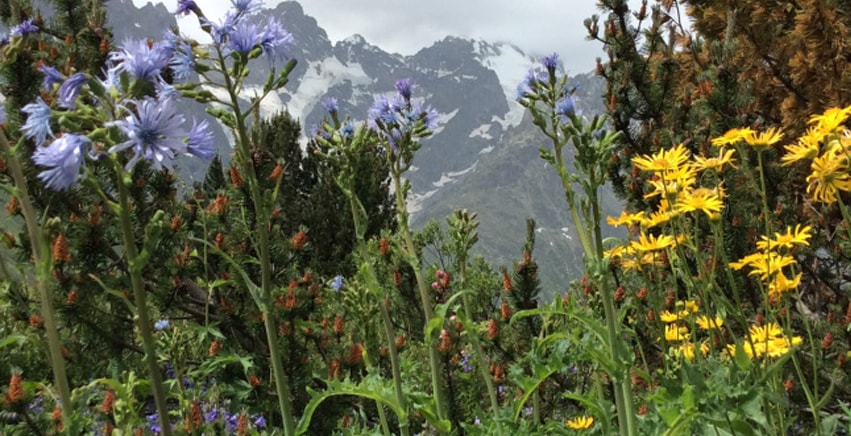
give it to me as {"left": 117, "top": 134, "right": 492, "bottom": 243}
{"left": 768, "top": 272, "right": 802, "bottom": 297}
{"left": 681, "top": 300, "right": 699, "bottom": 313}
{"left": 695, "top": 315, "right": 724, "bottom": 330}
{"left": 730, "top": 251, "right": 796, "bottom": 281}
{"left": 665, "top": 324, "right": 690, "bottom": 342}
{"left": 781, "top": 134, "right": 820, "bottom": 166}
{"left": 743, "top": 127, "right": 784, "bottom": 151}
{"left": 806, "top": 149, "right": 851, "bottom": 204}
{"left": 711, "top": 128, "right": 755, "bottom": 147}
{"left": 632, "top": 143, "right": 691, "bottom": 172}
{"left": 756, "top": 224, "right": 812, "bottom": 250}
{"left": 675, "top": 189, "right": 724, "bottom": 217}
{"left": 675, "top": 341, "right": 710, "bottom": 360}
{"left": 660, "top": 310, "right": 680, "bottom": 323}
{"left": 603, "top": 244, "right": 630, "bottom": 261}
{"left": 606, "top": 211, "right": 646, "bottom": 228}
{"left": 693, "top": 148, "right": 737, "bottom": 172}
{"left": 565, "top": 416, "right": 594, "bottom": 430}
{"left": 726, "top": 322, "right": 802, "bottom": 359}
{"left": 631, "top": 233, "right": 676, "bottom": 253}
{"left": 808, "top": 106, "right": 851, "bottom": 135}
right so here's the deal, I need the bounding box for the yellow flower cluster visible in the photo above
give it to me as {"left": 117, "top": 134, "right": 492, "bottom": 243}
{"left": 729, "top": 225, "right": 810, "bottom": 298}
{"left": 779, "top": 105, "right": 851, "bottom": 204}
{"left": 726, "top": 323, "right": 802, "bottom": 359}
{"left": 659, "top": 300, "right": 721, "bottom": 361}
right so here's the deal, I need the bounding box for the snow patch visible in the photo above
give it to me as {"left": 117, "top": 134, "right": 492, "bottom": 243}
{"left": 476, "top": 42, "right": 534, "bottom": 128}
{"left": 407, "top": 189, "right": 439, "bottom": 214}
{"left": 478, "top": 145, "right": 494, "bottom": 154}
{"left": 280, "top": 58, "right": 372, "bottom": 122}
{"left": 432, "top": 160, "right": 478, "bottom": 187}
{"left": 469, "top": 123, "right": 493, "bottom": 140}
{"left": 432, "top": 108, "right": 459, "bottom": 135}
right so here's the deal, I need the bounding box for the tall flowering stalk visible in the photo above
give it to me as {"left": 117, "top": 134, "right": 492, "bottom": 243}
{"left": 517, "top": 54, "right": 637, "bottom": 435}
{"left": 177, "top": 2, "right": 298, "bottom": 433}
{"left": 313, "top": 82, "right": 442, "bottom": 432}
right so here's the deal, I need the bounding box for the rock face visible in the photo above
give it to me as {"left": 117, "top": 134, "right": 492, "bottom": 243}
{"left": 106, "top": 1, "right": 620, "bottom": 293}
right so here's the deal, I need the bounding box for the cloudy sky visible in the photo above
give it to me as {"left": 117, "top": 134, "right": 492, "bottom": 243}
{"left": 133, "top": 0, "right": 643, "bottom": 73}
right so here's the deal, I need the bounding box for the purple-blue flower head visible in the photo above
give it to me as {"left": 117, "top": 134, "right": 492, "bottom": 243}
{"left": 109, "top": 39, "right": 171, "bottom": 82}
{"left": 187, "top": 119, "right": 215, "bottom": 159}
{"left": 556, "top": 94, "right": 576, "bottom": 118}
{"left": 169, "top": 42, "right": 195, "bottom": 82}
{"left": 231, "top": 0, "right": 262, "bottom": 15}
{"left": 174, "top": 0, "right": 197, "bottom": 16}
{"left": 109, "top": 97, "right": 187, "bottom": 171}
{"left": 541, "top": 53, "right": 559, "bottom": 72}
{"left": 339, "top": 121, "right": 355, "bottom": 138}
{"left": 253, "top": 415, "right": 266, "bottom": 429}
{"left": 367, "top": 95, "right": 393, "bottom": 129}
{"left": 32, "top": 134, "right": 89, "bottom": 191}
{"left": 154, "top": 319, "right": 170, "bottom": 331}
{"left": 205, "top": 12, "right": 238, "bottom": 45}
{"left": 259, "top": 18, "right": 294, "bottom": 60}
{"left": 227, "top": 21, "right": 261, "bottom": 56}
{"left": 10, "top": 18, "right": 39, "bottom": 37}
{"left": 331, "top": 275, "right": 343, "bottom": 291}
{"left": 395, "top": 78, "right": 413, "bottom": 101}
{"left": 321, "top": 97, "right": 338, "bottom": 114}
{"left": 58, "top": 73, "right": 88, "bottom": 109}
{"left": 21, "top": 97, "right": 53, "bottom": 146}
{"left": 39, "top": 65, "right": 64, "bottom": 91}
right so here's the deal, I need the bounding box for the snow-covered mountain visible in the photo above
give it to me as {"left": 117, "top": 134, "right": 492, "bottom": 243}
{"left": 106, "top": 0, "right": 616, "bottom": 291}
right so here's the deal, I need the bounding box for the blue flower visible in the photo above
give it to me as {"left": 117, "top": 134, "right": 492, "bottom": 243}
{"left": 10, "top": 18, "right": 39, "bottom": 37}
{"left": 32, "top": 134, "right": 89, "bottom": 191}
{"left": 395, "top": 78, "right": 413, "bottom": 101}
{"left": 109, "top": 39, "right": 171, "bottom": 82}
{"left": 541, "top": 53, "right": 559, "bottom": 72}
{"left": 169, "top": 42, "right": 195, "bottom": 82}
{"left": 187, "top": 119, "right": 215, "bottom": 159}
{"left": 253, "top": 415, "right": 266, "bottom": 428}
{"left": 205, "top": 12, "right": 238, "bottom": 45}
{"left": 174, "top": 0, "right": 197, "bottom": 16}
{"left": 331, "top": 276, "right": 343, "bottom": 291}
{"left": 227, "top": 21, "right": 261, "bottom": 56}
{"left": 231, "top": 0, "right": 262, "bottom": 15}
{"left": 556, "top": 95, "right": 576, "bottom": 118}
{"left": 205, "top": 407, "right": 220, "bottom": 424}
{"left": 58, "top": 73, "right": 88, "bottom": 109}
{"left": 339, "top": 121, "right": 355, "bottom": 138}
{"left": 0, "top": 106, "right": 5, "bottom": 125}
{"left": 155, "top": 79, "right": 180, "bottom": 102}
{"left": 259, "top": 18, "right": 294, "bottom": 60}
{"left": 322, "top": 97, "right": 338, "bottom": 114}
{"left": 21, "top": 97, "right": 53, "bottom": 146}
{"left": 154, "top": 319, "right": 170, "bottom": 331}
{"left": 109, "top": 97, "right": 187, "bottom": 171}
{"left": 39, "top": 65, "right": 64, "bottom": 91}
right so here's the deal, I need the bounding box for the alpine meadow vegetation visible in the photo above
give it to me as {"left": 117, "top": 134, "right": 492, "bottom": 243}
{"left": 1, "top": 0, "right": 851, "bottom": 435}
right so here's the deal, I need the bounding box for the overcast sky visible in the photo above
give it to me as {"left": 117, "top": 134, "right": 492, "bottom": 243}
{"left": 133, "top": 0, "right": 643, "bottom": 73}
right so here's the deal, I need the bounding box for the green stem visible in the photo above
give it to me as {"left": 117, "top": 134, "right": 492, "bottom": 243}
{"left": 219, "top": 48, "right": 296, "bottom": 434}
{"left": 457, "top": 253, "right": 500, "bottom": 424}
{"left": 362, "top": 349, "right": 392, "bottom": 436}
{"left": 380, "top": 298, "right": 411, "bottom": 436}
{"left": 391, "top": 165, "right": 447, "bottom": 425}
{"left": 0, "top": 132, "right": 74, "bottom": 431}
{"left": 114, "top": 167, "right": 171, "bottom": 436}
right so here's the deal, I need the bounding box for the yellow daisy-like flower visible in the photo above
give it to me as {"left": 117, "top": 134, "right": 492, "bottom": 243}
{"left": 631, "top": 233, "right": 676, "bottom": 253}
{"left": 806, "top": 149, "right": 851, "bottom": 204}
{"left": 730, "top": 251, "right": 796, "bottom": 281}
{"left": 660, "top": 310, "right": 680, "bottom": 323}
{"left": 675, "top": 189, "right": 724, "bottom": 217}
{"left": 603, "top": 244, "right": 630, "bottom": 261}
{"left": 756, "top": 224, "right": 812, "bottom": 250}
{"left": 693, "top": 148, "right": 737, "bottom": 172}
{"left": 680, "top": 300, "right": 699, "bottom": 313}
{"left": 781, "top": 133, "right": 820, "bottom": 166}
{"left": 743, "top": 127, "right": 784, "bottom": 151}
{"left": 726, "top": 322, "right": 802, "bottom": 359}
{"left": 767, "top": 272, "right": 802, "bottom": 297}
{"left": 695, "top": 315, "right": 724, "bottom": 330}
{"left": 808, "top": 106, "right": 851, "bottom": 135}
{"left": 674, "top": 341, "right": 710, "bottom": 360}
{"left": 606, "top": 210, "right": 646, "bottom": 228}
{"left": 711, "top": 128, "right": 755, "bottom": 147}
{"left": 632, "top": 143, "right": 691, "bottom": 172}
{"left": 665, "top": 324, "right": 690, "bottom": 342}
{"left": 565, "top": 416, "right": 594, "bottom": 430}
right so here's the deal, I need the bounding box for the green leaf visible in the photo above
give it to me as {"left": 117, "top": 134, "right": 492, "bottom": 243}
{"left": 0, "top": 334, "right": 26, "bottom": 349}
{"left": 733, "top": 343, "right": 752, "bottom": 370}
